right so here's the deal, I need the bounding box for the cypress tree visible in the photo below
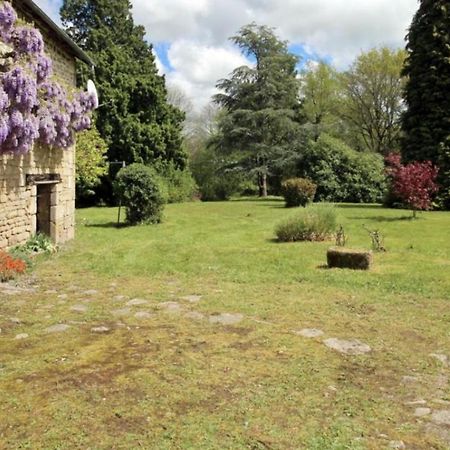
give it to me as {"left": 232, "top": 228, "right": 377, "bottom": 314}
{"left": 401, "top": 0, "right": 450, "bottom": 207}
{"left": 60, "top": 0, "right": 186, "bottom": 172}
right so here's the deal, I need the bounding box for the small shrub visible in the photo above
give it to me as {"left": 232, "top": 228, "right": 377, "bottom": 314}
{"left": 154, "top": 161, "right": 197, "bottom": 203}
{"left": 114, "top": 163, "right": 166, "bottom": 225}
{"left": 0, "top": 250, "right": 27, "bottom": 282}
{"left": 281, "top": 178, "right": 317, "bottom": 207}
{"left": 20, "top": 233, "right": 56, "bottom": 254}
{"left": 363, "top": 226, "right": 386, "bottom": 252}
{"left": 335, "top": 225, "right": 347, "bottom": 247}
{"left": 275, "top": 203, "right": 337, "bottom": 242}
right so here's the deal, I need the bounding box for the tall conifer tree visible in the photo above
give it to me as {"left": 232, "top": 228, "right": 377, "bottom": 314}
{"left": 401, "top": 0, "right": 450, "bottom": 207}
{"left": 61, "top": 0, "right": 186, "bottom": 170}
{"left": 214, "top": 23, "right": 303, "bottom": 196}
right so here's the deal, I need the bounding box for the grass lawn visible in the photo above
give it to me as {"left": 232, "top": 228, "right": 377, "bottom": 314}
{"left": 1, "top": 199, "right": 449, "bottom": 449}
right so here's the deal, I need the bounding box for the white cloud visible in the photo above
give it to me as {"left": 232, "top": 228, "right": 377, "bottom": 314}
{"left": 34, "top": 0, "right": 419, "bottom": 111}
{"left": 132, "top": 0, "right": 417, "bottom": 110}
{"left": 164, "top": 41, "right": 251, "bottom": 110}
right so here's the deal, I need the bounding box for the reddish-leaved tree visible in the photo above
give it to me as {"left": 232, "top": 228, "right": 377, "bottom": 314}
{"left": 385, "top": 153, "right": 439, "bottom": 217}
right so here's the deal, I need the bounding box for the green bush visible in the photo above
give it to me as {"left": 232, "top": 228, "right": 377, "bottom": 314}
{"left": 281, "top": 178, "right": 317, "bottom": 207}
{"left": 154, "top": 161, "right": 197, "bottom": 203}
{"left": 298, "top": 135, "right": 386, "bottom": 203}
{"left": 275, "top": 203, "right": 337, "bottom": 242}
{"left": 114, "top": 163, "right": 166, "bottom": 225}
{"left": 190, "top": 147, "right": 250, "bottom": 201}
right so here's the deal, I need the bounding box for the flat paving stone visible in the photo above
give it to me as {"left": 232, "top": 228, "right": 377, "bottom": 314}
{"left": 126, "top": 298, "right": 149, "bottom": 307}
{"left": 414, "top": 407, "right": 432, "bottom": 417}
{"left": 388, "top": 441, "right": 405, "bottom": 449}
{"left": 430, "top": 353, "right": 448, "bottom": 365}
{"left": 159, "top": 302, "right": 183, "bottom": 313}
{"left": 294, "top": 328, "right": 324, "bottom": 338}
{"left": 180, "top": 295, "right": 202, "bottom": 303}
{"left": 45, "top": 290, "right": 58, "bottom": 294}
{"left": 91, "top": 326, "right": 110, "bottom": 333}
{"left": 83, "top": 290, "right": 98, "bottom": 296}
{"left": 323, "top": 338, "right": 371, "bottom": 355}
{"left": 10, "top": 318, "right": 21, "bottom": 324}
{"left": 15, "top": 333, "right": 29, "bottom": 340}
{"left": 57, "top": 294, "right": 68, "bottom": 299}
{"left": 45, "top": 324, "right": 71, "bottom": 333}
{"left": 431, "top": 410, "right": 450, "bottom": 426}
{"left": 113, "top": 295, "right": 126, "bottom": 302}
{"left": 209, "top": 313, "right": 244, "bottom": 325}
{"left": 134, "top": 311, "right": 153, "bottom": 319}
{"left": 112, "top": 308, "right": 132, "bottom": 317}
{"left": 70, "top": 305, "right": 88, "bottom": 313}
{"left": 184, "top": 311, "right": 205, "bottom": 321}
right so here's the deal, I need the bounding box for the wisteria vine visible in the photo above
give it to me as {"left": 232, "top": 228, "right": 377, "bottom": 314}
{"left": 0, "top": 1, "right": 95, "bottom": 154}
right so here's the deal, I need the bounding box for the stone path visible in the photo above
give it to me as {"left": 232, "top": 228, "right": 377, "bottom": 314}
{"left": 2, "top": 279, "right": 449, "bottom": 447}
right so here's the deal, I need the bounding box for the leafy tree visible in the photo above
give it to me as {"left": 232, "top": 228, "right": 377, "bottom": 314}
{"left": 300, "top": 61, "right": 340, "bottom": 141}
{"left": 214, "top": 23, "right": 303, "bottom": 196}
{"left": 401, "top": 0, "right": 450, "bottom": 208}
{"left": 385, "top": 153, "right": 439, "bottom": 217}
{"left": 60, "top": 0, "right": 186, "bottom": 174}
{"left": 340, "top": 47, "right": 406, "bottom": 155}
{"left": 75, "top": 127, "right": 107, "bottom": 203}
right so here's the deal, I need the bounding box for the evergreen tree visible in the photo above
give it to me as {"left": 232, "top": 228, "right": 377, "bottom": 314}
{"left": 60, "top": 0, "right": 186, "bottom": 173}
{"left": 213, "top": 23, "right": 303, "bottom": 196}
{"left": 401, "top": 0, "right": 450, "bottom": 207}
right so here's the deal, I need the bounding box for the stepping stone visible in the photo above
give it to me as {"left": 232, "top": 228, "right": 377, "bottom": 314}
{"left": 388, "top": 441, "right": 405, "bottom": 449}
{"left": 70, "top": 305, "right": 88, "bottom": 313}
{"left": 15, "top": 333, "right": 29, "bottom": 340}
{"left": 10, "top": 317, "right": 21, "bottom": 324}
{"left": 430, "top": 353, "right": 448, "bottom": 365}
{"left": 45, "top": 324, "right": 71, "bottom": 333}
{"left": 159, "top": 302, "right": 183, "bottom": 313}
{"left": 414, "top": 407, "right": 431, "bottom": 417}
{"left": 134, "top": 311, "right": 153, "bottom": 319}
{"left": 184, "top": 311, "right": 205, "bottom": 321}
{"left": 323, "top": 338, "right": 371, "bottom": 355}
{"left": 180, "top": 295, "right": 202, "bottom": 303}
{"left": 112, "top": 308, "right": 131, "bottom": 317}
{"left": 431, "top": 410, "right": 450, "bottom": 426}
{"left": 405, "top": 399, "right": 427, "bottom": 406}
{"left": 126, "top": 298, "right": 149, "bottom": 307}
{"left": 45, "top": 290, "right": 58, "bottom": 294}
{"left": 402, "top": 375, "right": 420, "bottom": 384}
{"left": 113, "top": 295, "right": 126, "bottom": 302}
{"left": 294, "top": 328, "right": 324, "bottom": 338}
{"left": 57, "top": 294, "right": 68, "bottom": 299}
{"left": 91, "top": 326, "right": 110, "bottom": 333}
{"left": 83, "top": 290, "right": 98, "bottom": 296}
{"left": 209, "top": 313, "right": 244, "bottom": 326}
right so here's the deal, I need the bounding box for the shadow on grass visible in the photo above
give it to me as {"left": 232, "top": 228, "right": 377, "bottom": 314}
{"left": 350, "top": 215, "right": 414, "bottom": 223}
{"left": 335, "top": 204, "right": 383, "bottom": 209}
{"left": 84, "top": 222, "right": 129, "bottom": 229}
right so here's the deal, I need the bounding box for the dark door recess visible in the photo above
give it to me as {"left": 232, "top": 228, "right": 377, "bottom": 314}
{"left": 36, "top": 184, "right": 52, "bottom": 236}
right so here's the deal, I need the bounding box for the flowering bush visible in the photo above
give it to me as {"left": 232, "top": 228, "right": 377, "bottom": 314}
{"left": 0, "top": 1, "right": 95, "bottom": 155}
{"left": 385, "top": 153, "right": 439, "bottom": 217}
{"left": 0, "top": 250, "right": 26, "bottom": 281}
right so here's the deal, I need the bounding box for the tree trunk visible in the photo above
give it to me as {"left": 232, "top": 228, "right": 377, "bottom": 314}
{"left": 258, "top": 173, "right": 268, "bottom": 197}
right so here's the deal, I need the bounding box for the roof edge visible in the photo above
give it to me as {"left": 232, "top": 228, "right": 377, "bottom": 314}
{"left": 15, "top": 0, "right": 94, "bottom": 67}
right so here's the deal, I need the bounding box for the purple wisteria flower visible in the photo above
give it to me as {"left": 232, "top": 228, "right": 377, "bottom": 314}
{"left": 0, "top": 2, "right": 17, "bottom": 42}
{"left": 13, "top": 26, "right": 44, "bottom": 55}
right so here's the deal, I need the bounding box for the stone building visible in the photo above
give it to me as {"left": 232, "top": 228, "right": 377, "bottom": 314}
{"left": 0, "top": 0, "right": 93, "bottom": 249}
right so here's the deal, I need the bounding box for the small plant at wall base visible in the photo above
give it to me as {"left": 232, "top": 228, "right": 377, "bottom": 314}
{"left": 281, "top": 178, "right": 317, "bottom": 207}
{"left": 0, "top": 1, "right": 95, "bottom": 155}
{"left": 0, "top": 250, "right": 26, "bottom": 281}
{"left": 275, "top": 203, "right": 337, "bottom": 242}
{"left": 114, "top": 163, "right": 166, "bottom": 225}
{"left": 385, "top": 153, "right": 439, "bottom": 218}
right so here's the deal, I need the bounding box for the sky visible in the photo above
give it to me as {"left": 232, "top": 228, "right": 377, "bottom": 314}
{"left": 35, "top": 0, "right": 419, "bottom": 112}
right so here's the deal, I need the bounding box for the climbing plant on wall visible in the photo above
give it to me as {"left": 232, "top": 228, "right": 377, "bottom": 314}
{"left": 0, "top": 1, "right": 95, "bottom": 155}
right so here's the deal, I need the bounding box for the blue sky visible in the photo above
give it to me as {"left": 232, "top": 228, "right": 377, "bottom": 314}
{"left": 35, "top": 0, "right": 418, "bottom": 111}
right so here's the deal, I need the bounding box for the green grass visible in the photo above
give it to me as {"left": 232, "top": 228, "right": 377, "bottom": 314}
{"left": 1, "top": 199, "right": 449, "bottom": 449}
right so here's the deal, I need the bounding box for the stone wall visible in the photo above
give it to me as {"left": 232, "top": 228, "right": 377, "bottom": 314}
{"left": 0, "top": 3, "right": 77, "bottom": 250}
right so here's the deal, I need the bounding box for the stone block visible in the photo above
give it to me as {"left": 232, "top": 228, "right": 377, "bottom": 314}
{"left": 327, "top": 247, "right": 373, "bottom": 270}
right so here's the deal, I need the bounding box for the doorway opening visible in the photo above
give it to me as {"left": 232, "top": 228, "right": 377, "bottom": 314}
{"left": 36, "top": 184, "right": 52, "bottom": 237}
